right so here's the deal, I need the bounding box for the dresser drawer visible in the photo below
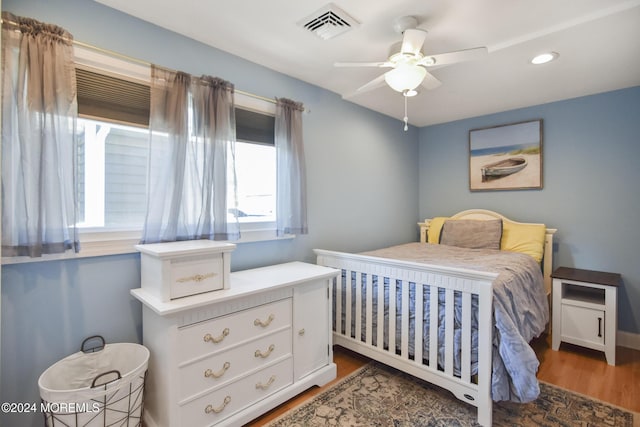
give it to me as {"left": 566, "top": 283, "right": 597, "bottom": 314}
{"left": 179, "top": 328, "right": 292, "bottom": 401}
{"left": 180, "top": 357, "right": 293, "bottom": 426}
{"left": 137, "top": 240, "right": 235, "bottom": 302}
{"left": 170, "top": 254, "right": 224, "bottom": 299}
{"left": 177, "top": 298, "right": 292, "bottom": 363}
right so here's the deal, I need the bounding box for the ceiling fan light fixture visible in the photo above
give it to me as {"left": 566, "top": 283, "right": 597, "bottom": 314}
{"left": 388, "top": 42, "right": 424, "bottom": 63}
{"left": 422, "top": 57, "right": 436, "bottom": 66}
{"left": 531, "top": 52, "right": 559, "bottom": 65}
{"left": 384, "top": 64, "right": 427, "bottom": 93}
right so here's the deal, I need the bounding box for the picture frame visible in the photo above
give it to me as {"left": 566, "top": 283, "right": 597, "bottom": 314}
{"left": 469, "top": 119, "right": 543, "bottom": 191}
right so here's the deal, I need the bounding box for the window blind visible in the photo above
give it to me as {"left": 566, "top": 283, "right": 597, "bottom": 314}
{"left": 235, "top": 107, "right": 275, "bottom": 145}
{"left": 76, "top": 67, "right": 150, "bottom": 127}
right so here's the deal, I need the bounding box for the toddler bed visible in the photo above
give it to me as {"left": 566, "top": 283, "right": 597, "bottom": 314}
{"left": 314, "top": 209, "right": 556, "bottom": 426}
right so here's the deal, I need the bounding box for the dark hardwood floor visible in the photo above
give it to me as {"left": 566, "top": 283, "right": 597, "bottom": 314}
{"left": 247, "top": 334, "right": 640, "bottom": 425}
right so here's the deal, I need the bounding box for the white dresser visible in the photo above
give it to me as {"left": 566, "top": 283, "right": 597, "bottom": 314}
{"left": 131, "top": 261, "right": 339, "bottom": 427}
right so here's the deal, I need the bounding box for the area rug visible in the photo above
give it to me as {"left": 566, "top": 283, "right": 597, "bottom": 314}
{"left": 266, "top": 362, "right": 638, "bottom": 426}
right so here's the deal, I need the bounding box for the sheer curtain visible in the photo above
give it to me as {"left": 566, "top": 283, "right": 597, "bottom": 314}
{"left": 141, "top": 66, "right": 239, "bottom": 243}
{"left": 275, "top": 98, "right": 308, "bottom": 236}
{"left": 1, "top": 13, "right": 79, "bottom": 257}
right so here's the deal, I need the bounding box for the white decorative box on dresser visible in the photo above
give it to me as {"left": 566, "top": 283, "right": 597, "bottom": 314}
{"left": 136, "top": 240, "right": 236, "bottom": 301}
{"left": 131, "top": 260, "right": 339, "bottom": 427}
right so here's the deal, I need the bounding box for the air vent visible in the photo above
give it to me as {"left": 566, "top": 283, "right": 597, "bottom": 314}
{"left": 298, "top": 3, "right": 359, "bottom": 40}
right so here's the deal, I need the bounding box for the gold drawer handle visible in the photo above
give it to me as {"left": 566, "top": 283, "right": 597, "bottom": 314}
{"left": 298, "top": 328, "right": 305, "bottom": 336}
{"left": 254, "top": 344, "right": 275, "bottom": 359}
{"left": 176, "top": 272, "right": 216, "bottom": 283}
{"left": 255, "top": 375, "right": 276, "bottom": 390}
{"left": 254, "top": 314, "right": 275, "bottom": 327}
{"left": 204, "top": 396, "right": 231, "bottom": 414}
{"left": 203, "top": 328, "right": 229, "bottom": 344}
{"left": 204, "top": 362, "right": 231, "bottom": 379}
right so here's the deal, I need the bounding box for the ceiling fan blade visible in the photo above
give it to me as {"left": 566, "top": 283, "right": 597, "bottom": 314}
{"left": 334, "top": 61, "right": 393, "bottom": 68}
{"left": 356, "top": 73, "right": 388, "bottom": 93}
{"left": 419, "top": 46, "right": 487, "bottom": 67}
{"left": 401, "top": 29, "right": 427, "bottom": 56}
{"left": 420, "top": 70, "right": 442, "bottom": 90}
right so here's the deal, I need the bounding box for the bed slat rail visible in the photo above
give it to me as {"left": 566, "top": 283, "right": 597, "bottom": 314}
{"left": 316, "top": 249, "right": 496, "bottom": 427}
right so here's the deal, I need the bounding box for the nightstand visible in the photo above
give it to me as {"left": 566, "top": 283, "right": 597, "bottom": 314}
{"left": 551, "top": 267, "right": 621, "bottom": 365}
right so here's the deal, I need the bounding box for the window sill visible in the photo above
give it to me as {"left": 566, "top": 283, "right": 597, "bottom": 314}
{"left": 1, "top": 229, "right": 294, "bottom": 265}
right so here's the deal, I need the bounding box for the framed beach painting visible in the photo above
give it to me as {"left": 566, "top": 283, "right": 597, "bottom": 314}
{"left": 469, "top": 119, "right": 543, "bottom": 191}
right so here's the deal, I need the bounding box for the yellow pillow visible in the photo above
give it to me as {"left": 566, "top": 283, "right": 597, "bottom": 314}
{"left": 427, "top": 217, "right": 448, "bottom": 243}
{"left": 501, "top": 222, "right": 546, "bottom": 263}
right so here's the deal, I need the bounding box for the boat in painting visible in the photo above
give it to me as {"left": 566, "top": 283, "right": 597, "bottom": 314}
{"left": 481, "top": 157, "right": 527, "bottom": 181}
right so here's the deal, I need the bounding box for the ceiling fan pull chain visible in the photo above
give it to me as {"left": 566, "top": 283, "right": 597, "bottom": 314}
{"left": 403, "top": 93, "right": 409, "bottom": 131}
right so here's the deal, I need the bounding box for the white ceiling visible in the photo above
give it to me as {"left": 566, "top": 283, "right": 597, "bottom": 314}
{"left": 96, "top": 0, "right": 640, "bottom": 126}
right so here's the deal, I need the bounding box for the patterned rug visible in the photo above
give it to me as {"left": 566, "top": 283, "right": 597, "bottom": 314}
{"left": 266, "top": 362, "right": 638, "bottom": 426}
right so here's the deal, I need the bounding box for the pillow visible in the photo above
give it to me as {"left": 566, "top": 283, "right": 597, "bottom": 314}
{"left": 427, "top": 217, "right": 448, "bottom": 243}
{"left": 501, "top": 222, "right": 546, "bottom": 263}
{"left": 439, "top": 219, "right": 503, "bottom": 250}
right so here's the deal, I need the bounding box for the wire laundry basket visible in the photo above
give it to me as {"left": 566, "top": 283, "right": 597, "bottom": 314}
{"left": 38, "top": 335, "right": 149, "bottom": 427}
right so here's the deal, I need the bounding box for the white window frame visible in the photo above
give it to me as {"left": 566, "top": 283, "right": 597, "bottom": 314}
{"left": 2, "top": 48, "right": 291, "bottom": 265}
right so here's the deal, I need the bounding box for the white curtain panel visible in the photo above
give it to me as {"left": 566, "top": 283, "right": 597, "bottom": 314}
{"left": 275, "top": 98, "right": 308, "bottom": 236}
{"left": 141, "top": 66, "right": 239, "bottom": 243}
{"left": 1, "top": 12, "right": 79, "bottom": 257}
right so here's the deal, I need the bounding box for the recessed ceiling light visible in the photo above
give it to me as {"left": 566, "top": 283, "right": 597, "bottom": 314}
{"left": 531, "top": 52, "right": 559, "bottom": 65}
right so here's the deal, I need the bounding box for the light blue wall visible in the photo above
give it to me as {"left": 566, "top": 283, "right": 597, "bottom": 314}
{"left": 1, "top": 0, "right": 419, "bottom": 425}
{"left": 419, "top": 86, "right": 640, "bottom": 336}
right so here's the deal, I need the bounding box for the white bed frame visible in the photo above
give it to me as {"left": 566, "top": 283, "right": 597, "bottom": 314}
{"left": 315, "top": 209, "right": 556, "bottom": 426}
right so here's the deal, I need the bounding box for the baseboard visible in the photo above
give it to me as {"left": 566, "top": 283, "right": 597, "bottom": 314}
{"left": 618, "top": 330, "right": 640, "bottom": 350}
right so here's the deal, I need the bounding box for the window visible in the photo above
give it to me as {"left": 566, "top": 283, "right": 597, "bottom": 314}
{"left": 74, "top": 64, "right": 151, "bottom": 232}
{"left": 71, "top": 48, "right": 281, "bottom": 255}
{"left": 76, "top": 119, "right": 149, "bottom": 230}
{"left": 233, "top": 104, "right": 276, "bottom": 224}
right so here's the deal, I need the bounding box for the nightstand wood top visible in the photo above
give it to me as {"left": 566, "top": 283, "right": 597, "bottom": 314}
{"left": 552, "top": 267, "right": 622, "bottom": 288}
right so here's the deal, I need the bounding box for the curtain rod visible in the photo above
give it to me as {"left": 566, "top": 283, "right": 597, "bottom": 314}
{"left": 77, "top": 41, "right": 293, "bottom": 109}
{"left": 1, "top": 17, "right": 301, "bottom": 110}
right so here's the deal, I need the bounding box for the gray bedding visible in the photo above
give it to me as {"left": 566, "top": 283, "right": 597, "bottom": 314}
{"left": 353, "top": 242, "right": 549, "bottom": 403}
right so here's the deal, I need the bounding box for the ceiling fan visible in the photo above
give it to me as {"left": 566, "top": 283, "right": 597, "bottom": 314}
{"left": 335, "top": 16, "right": 488, "bottom": 98}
